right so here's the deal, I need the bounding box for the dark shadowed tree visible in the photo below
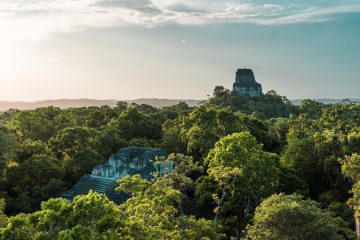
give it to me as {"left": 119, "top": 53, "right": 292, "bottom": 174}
{"left": 244, "top": 193, "right": 355, "bottom": 240}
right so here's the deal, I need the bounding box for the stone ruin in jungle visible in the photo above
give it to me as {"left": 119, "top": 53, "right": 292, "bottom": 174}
{"left": 61, "top": 147, "right": 172, "bottom": 203}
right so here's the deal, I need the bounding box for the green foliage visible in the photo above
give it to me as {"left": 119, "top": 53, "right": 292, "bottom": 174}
{"left": 163, "top": 154, "right": 204, "bottom": 216}
{"left": 0, "top": 192, "right": 124, "bottom": 240}
{"left": 0, "top": 188, "right": 222, "bottom": 240}
{"left": 327, "top": 202, "right": 355, "bottom": 228}
{"left": 128, "top": 137, "right": 159, "bottom": 148}
{"left": 62, "top": 148, "right": 105, "bottom": 185}
{"left": 114, "top": 101, "right": 129, "bottom": 113}
{"left": 83, "top": 106, "right": 118, "bottom": 129}
{"left": 341, "top": 154, "right": 360, "bottom": 183}
{"left": 277, "top": 165, "right": 309, "bottom": 196}
{"left": 94, "top": 125, "right": 127, "bottom": 157}
{"left": 4, "top": 154, "right": 65, "bottom": 213}
{"left": 0, "top": 87, "right": 359, "bottom": 239}
{"left": 49, "top": 126, "right": 99, "bottom": 159}
{"left": 244, "top": 193, "right": 355, "bottom": 240}
{"left": 173, "top": 105, "right": 280, "bottom": 159}
{"left": 7, "top": 107, "right": 62, "bottom": 141}
{"left": 0, "top": 199, "right": 6, "bottom": 228}
{"left": 117, "top": 175, "right": 223, "bottom": 240}
{"left": 180, "top": 106, "right": 243, "bottom": 157}
{"left": 166, "top": 153, "right": 204, "bottom": 184}
{"left": 282, "top": 130, "right": 351, "bottom": 201}
{"left": 209, "top": 86, "right": 296, "bottom": 118}
{"left": 0, "top": 127, "right": 19, "bottom": 161}
{"left": 194, "top": 176, "right": 219, "bottom": 218}
{"left": 116, "top": 174, "right": 152, "bottom": 196}
{"left": 267, "top": 117, "right": 291, "bottom": 150}
{"left": 18, "top": 139, "right": 53, "bottom": 163}
{"left": 114, "top": 108, "right": 162, "bottom": 140}
{"left": 213, "top": 86, "right": 230, "bottom": 99}
{"left": 341, "top": 154, "right": 360, "bottom": 216}
{"left": 206, "top": 132, "right": 280, "bottom": 236}
{"left": 162, "top": 119, "right": 187, "bottom": 153}
{"left": 299, "top": 99, "right": 324, "bottom": 118}
{"left": 0, "top": 102, "right": 190, "bottom": 215}
{"left": 206, "top": 132, "right": 279, "bottom": 198}
{"left": 0, "top": 127, "right": 19, "bottom": 184}
{"left": 319, "top": 103, "right": 360, "bottom": 133}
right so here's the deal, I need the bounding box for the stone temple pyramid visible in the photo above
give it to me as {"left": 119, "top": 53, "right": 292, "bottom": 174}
{"left": 61, "top": 147, "right": 172, "bottom": 203}
{"left": 233, "top": 69, "right": 263, "bottom": 97}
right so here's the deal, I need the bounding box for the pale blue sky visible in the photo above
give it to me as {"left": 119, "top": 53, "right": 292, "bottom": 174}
{"left": 0, "top": 0, "right": 359, "bottom": 101}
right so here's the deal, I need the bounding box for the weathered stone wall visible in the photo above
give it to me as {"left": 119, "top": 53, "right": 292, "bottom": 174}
{"left": 61, "top": 147, "right": 170, "bottom": 203}
{"left": 235, "top": 69, "right": 256, "bottom": 83}
{"left": 233, "top": 69, "right": 263, "bottom": 97}
{"left": 91, "top": 147, "right": 169, "bottom": 179}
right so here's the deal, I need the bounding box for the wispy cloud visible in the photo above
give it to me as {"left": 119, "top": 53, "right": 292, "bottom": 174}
{"left": 0, "top": 0, "right": 360, "bottom": 44}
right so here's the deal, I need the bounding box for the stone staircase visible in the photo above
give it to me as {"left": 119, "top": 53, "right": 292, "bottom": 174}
{"left": 91, "top": 176, "right": 116, "bottom": 194}
{"left": 61, "top": 147, "right": 170, "bottom": 204}
{"left": 61, "top": 175, "right": 116, "bottom": 200}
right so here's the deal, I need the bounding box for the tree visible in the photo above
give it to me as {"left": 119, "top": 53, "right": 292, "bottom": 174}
{"left": 244, "top": 193, "right": 355, "bottom": 240}
{"left": 0, "top": 127, "right": 19, "bottom": 187}
{"left": 0, "top": 192, "right": 125, "bottom": 240}
{"left": 318, "top": 103, "right": 360, "bottom": 133}
{"left": 159, "top": 101, "right": 191, "bottom": 121}
{"left": 341, "top": 154, "right": 360, "bottom": 183}
{"left": 213, "top": 86, "right": 230, "bottom": 98}
{"left": 281, "top": 131, "right": 318, "bottom": 197}
{"left": 180, "top": 106, "right": 242, "bottom": 157}
{"left": 0, "top": 199, "right": 6, "bottom": 228}
{"left": 327, "top": 202, "right": 356, "bottom": 229}
{"left": 4, "top": 154, "right": 64, "bottom": 214}
{"left": 300, "top": 99, "right": 324, "bottom": 118}
{"left": 62, "top": 148, "right": 105, "bottom": 186}
{"left": 114, "top": 108, "right": 162, "bottom": 140}
{"left": 164, "top": 154, "right": 204, "bottom": 216}
{"left": 114, "top": 101, "right": 129, "bottom": 113}
{"left": 84, "top": 106, "right": 117, "bottom": 129}
{"left": 206, "top": 132, "right": 280, "bottom": 237}
{"left": 341, "top": 154, "right": 360, "bottom": 239}
{"left": 49, "top": 126, "right": 98, "bottom": 159}
{"left": 280, "top": 130, "right": 350, "bottom": 201}
{"left": 116, "top": 175, "right": 223, "bottom": 240}
{"left": 95, "top": 126, "right": 126, "bottom": 158}
{"left": 18, "top": 139, "right": 54, "bottom": 163}
{"left": 209, "top": 88, "right": 295, "bottom": 118}
{"left": 162, "top": 119, "right": 187, "bottom": 153}
{"left": 194, "top": 176, "right": 220, "bottom": 219}
{"left": 8, "top": 107, "right": 62, "bottom": 142}
{"left": 268, "top": 118, "right": 291, "bottom": 151}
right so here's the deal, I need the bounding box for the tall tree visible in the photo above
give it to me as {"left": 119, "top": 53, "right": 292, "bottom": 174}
{"left": 180, "top": 106, "right": 243, "bottom": 157}
{"left": 116, "top": 175, "right": 223, "bottom": 240}
{"left": 341, "top": 154, "right": 360, "bottom": 239}
{"left": 0, "top": 192, "right": 124, "bottom": 240}
{"left": 206, "top": 132, "right": 280, "bottom": 238}
{"left": 244, "top": 193, "right": 355, "bottom": 240}
{"left": 0, "top": 199, "right": 6, "bottom": 228}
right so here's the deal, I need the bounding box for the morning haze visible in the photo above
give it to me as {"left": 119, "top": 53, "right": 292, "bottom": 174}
{"left": 0, "top": 0, "right": 359, "bottom": 101}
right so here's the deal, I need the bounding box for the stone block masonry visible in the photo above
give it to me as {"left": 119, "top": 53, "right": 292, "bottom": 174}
{"left": 233, "top": 69, "right": 263, "bottom": 97}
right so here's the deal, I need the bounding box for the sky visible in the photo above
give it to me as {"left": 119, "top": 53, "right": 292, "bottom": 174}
{"left": 0, "top": 0, "right": 359, "bottom": 101}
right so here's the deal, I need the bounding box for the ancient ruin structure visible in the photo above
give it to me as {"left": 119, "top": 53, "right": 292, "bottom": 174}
{"left": 233, "top": 69, "right": 263, "bottom": 97}
{"left": 61, "top": 147, "right": 171, "bottom": 203}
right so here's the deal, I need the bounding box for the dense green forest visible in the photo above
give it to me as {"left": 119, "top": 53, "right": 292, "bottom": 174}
{"left": 0, "top": 87, "right": 359, "bottom": 239}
